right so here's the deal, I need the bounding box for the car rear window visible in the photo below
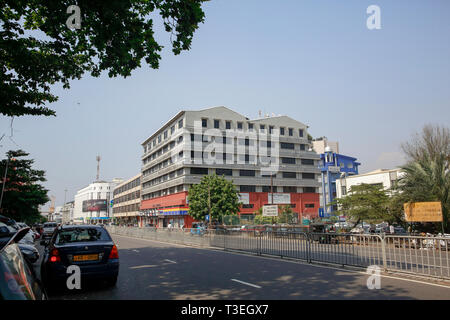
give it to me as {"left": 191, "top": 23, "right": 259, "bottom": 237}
{"left": 44, "top": 223, "right": 57, "bottom": 228}
{"left": 55, "top": 228, "right": 111, "bottom": 244}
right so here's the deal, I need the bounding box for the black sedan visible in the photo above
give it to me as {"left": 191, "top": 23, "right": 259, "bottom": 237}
{"left": 40, "top": 225, "right": 119, "bottom": 292}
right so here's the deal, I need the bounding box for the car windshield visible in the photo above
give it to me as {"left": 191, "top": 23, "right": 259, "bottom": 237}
{"left": 44, "top": 223, "right": 57, "bottom": 228}
{"left": 55, "top": 228, "right": 111, "bottom": 244}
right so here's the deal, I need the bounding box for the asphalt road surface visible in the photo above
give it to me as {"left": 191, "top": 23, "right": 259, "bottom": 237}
{"left": 36, "top": 234, "right": 450, "bottom": 300}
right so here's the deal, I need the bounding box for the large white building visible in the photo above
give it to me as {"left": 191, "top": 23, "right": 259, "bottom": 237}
{"left": 73, "top": 179, "right": 123, "bottom": 224}
{"left": 140, "top": 106, "right": 321, "bottom": 228}
{"left": 335, "top": 168, "right": 404, "bottom": 198}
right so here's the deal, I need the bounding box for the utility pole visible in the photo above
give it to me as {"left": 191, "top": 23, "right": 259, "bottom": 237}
{"left": 208, "top": 182, "right": 211, "bottom": 228}
{"left": 271, "top": 172, "right": 275, "bottom": 225}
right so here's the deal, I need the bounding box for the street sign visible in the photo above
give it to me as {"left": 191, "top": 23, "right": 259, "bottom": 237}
{"left": 404, "top": 202, "right": 443, "bottom": 222}
{"left": 262, "top": 205, "right": 278, "bottom": 217}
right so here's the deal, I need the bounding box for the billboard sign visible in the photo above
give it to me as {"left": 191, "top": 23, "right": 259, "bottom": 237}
{"left": 82, "top": 199, "right": 107, "bottom": 212}
{"left": 267, "top": 193, "right": 291, "bottom": 204}
{"left": 403, "top": 202, "right": 443, "bottom": 222}
{"left": 262, "top": 205, "right": 278, "bottom": 217}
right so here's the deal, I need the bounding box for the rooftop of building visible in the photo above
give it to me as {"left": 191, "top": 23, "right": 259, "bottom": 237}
{"left": 141, "top": 106, "right": 310, "bottom": 145}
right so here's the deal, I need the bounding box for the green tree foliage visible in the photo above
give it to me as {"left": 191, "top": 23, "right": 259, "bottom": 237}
{"left": 397, "top": 124, "right": 450, "bottom": 232}
{"left": 253, "top": 205, "right": 297, "bottom": 224}
{"left": 0, "top": 150, "right": 49, "bottom": 224}
{"left": 333, "top": 183, "right": 390, "bottom": 226}
{"left": 188, "top": 174, "right": 241, "bottom": 222}
{"left": 278, "top": 205, "right": 296, "bottom": 224}
{"left": 1, "top": 0, "right": 207, "bottom": 117}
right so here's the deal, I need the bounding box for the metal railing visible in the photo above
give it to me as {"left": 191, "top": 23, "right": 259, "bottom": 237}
{"left": 106, "top": 226, "right": 450, "bottom": 280}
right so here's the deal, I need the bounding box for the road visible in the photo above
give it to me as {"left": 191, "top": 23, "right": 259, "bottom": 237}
{"left": 36, "top": 234, "right": 450, "bottom": 300}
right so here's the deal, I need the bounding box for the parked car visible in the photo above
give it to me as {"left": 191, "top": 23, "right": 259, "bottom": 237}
{"left": 42, "top": 222, "right": 58, "bottom": 239}
{"left": 40, "top": 225, "right": 119, "bottom": 292}
{"left": 0, "top": 226, "right": 47, "bottom": 300}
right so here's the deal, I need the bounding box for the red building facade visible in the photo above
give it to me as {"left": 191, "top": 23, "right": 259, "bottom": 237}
{"left": 140, "top": 191, "right": 319, "bottom": 228}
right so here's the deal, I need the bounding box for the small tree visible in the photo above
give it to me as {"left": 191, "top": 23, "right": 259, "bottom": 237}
{"left": 333, "top": 183, "right": 390, "bottom": 227}
{"left": 278, "top": 205, "right": 296, "bottom": 224}
{"left": 188, "top": 175, "right": 241, "bottom": 223}
{"left": 0, "top": 150, "right": 49, "bottom": 224}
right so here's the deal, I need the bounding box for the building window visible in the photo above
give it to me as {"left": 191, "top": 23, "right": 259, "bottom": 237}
{"left": 288, "top": 128, "right": 293, "bottom": 136}
{"left": 300, "top": 144, "right": 305, "bottom": 151}
{"left": 190, "top": 167, "right": 208, "bottom": 175}
{"left": 214, "top": 120, "right": 220, "bottom": 129}
{"left": 280, "top": 127, "right": 285, "bottom": 135}
{"left": 164, "top": 131, "right": 168, "bottom": 139}
{"left": 260, "top": 125, "right": 265, "bottom": 132}
{"left": 171, "top": 126, "right": 175, "bottom": 134}
{"left": 266, "top": 141, "right": 272, "bottom": 148}
{"left": 248, "top": 123, "right": 254, "bottom": 130}
{"left": 237, "top": 122, "right": 243, "bottom": 130}
{"left": 245, "top": 138, "right": 250, "bottom": 146}
{"left": 269, "top": 126, "right": 274, "bottom": 134}
{"left": 158, "top": 135, "right": 161, "bottom": 143}
{"left": 304, "top": 187, "right": 316, "bottom": 193}
{"left": 240, "top": 185, "right": 256, "bottom": 192}
{"left": 242, "top": 204, "right": 254, "bottom": 209}
{"left": 244, "top": 154, "right": 250, "bottom": 163}
{"left": 282, "top": 172, "right": 296, "bottom": 178}
{"left": 239, "top": 170, "right": 255, "bottom": 177}
{"left": 216, "top": 168, "right": 232, "bottom": 176}
{"left": 281, "top": 157, "right": 296, "bottom": 164}
{"left": 305, "top": 203, "right": 315, "bottom": 208}
{"left": 280, "top": 142, "right": 294, "bottom": 150}
{"left": 341, "top": 186, "right": 347, "bottom": 196}
{"left": 202, "top": 118, "right": 207, "bottom": 128}
{"left": 178, "top": 119, "right": 183, "bottom": 129}
{"left": 301, "top": 159, "right": 314, "bottom": 165}
{"left": 299, "top": 129, "right": 304, "bottom": 137}
{"left": 262, "top": 186, "right": 277, "bottom": 192}
{"left": 283, "top": 186, "right": 297, "bottom": 193}
{"left": 178, "top": 136, "right": 183, "bottom": 143}
{"left": 302, "top": 173, "right": 315, "bottom": 179}
{"left": 226, "top": 121, "right": 231, "bottom": 129}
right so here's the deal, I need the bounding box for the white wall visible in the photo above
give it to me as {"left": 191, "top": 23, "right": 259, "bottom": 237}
{"left": 73, "top": 181, "right": 118, "bottom": 223}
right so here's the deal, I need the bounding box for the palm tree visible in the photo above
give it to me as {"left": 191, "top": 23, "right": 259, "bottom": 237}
{"left": 398, "top": 153, "right": 450, "bottom": 232}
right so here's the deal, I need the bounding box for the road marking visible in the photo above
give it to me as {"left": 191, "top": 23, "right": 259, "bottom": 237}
{"left": 164, "top": 259, "right": 177, "bottom": 264}
{"left": 112, "top": 234, "right": 450, "bottom": 289}
{"left": 132, "top": 249, "right": 140, "bottom": 253}
{"left": 129, "top": 265, "right": 158, "bottom": 269}
{"left": 231, "top": 279, "right": 261, "bottom": 289}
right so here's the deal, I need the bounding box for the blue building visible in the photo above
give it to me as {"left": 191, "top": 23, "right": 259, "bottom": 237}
{"left": 319, "top": 147, "right": 360, "bottom": 218}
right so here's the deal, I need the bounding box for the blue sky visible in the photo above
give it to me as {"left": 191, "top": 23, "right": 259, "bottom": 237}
{"left": 1, "top": 0, "right": 449, "bottom": 208}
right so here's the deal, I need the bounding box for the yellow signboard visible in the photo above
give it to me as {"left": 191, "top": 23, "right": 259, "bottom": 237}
{"left": 403, "top": 202, "right": 443, "bottom": 222}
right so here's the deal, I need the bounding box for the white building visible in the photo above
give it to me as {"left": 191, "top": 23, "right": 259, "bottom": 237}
{"left": 61, "top": 201, "right": 74, "bottom": 224}
{"left": 73, "top": 179, "right": 123, "bottom": 224}
{"left": 335, "top": 168, "right": 404, "bottom": 199}
{"left": 312, "top": 137, "right": 339, "bottom": 154}
{"left": 53, "top": 206, "right": 63, "bottom": 224}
